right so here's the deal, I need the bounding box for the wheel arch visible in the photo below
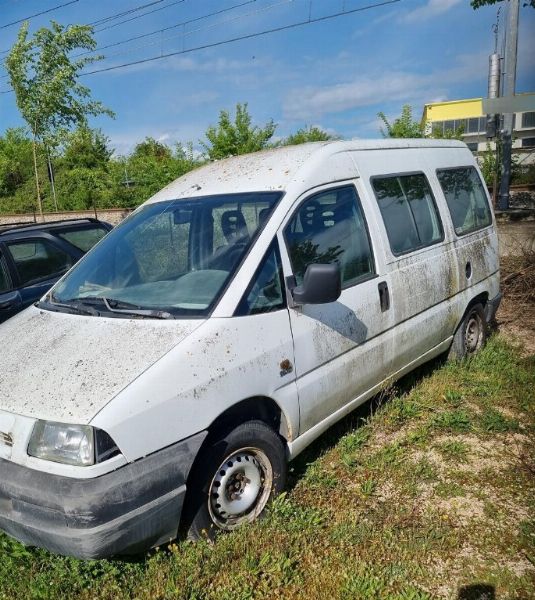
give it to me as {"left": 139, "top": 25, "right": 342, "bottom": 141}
{"left": 455, "top": 291, "right": 489, "bottom": 333}
{"left": 205, "top": 395, "right": 292, "bottom": 443}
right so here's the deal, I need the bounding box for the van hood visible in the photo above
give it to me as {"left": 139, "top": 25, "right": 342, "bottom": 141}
{"left": 0, "top": 306, "right": 202, "bottom": 424}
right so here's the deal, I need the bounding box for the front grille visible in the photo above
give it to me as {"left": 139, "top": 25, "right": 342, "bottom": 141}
{"left": 0, "top": 431, "right": 13, "bottom": 447}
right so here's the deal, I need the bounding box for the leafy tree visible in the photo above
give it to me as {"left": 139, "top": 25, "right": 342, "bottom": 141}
{"left": 0, "top": 128, "right": 34, "bottom": 196}
{"left": 471, "top": 0, "right": 534, "bottom": 8}
{"left": 5, "top": 20, "right": 114, "bottom": 216}
{"left": 201, "top": 103, "right": 276, "bottom": 159}
{"left": 283, "top": 126, "right": 337, "bottom": 146}
{"left": 379, "top": 105, "right": 464, "bottom": 140}
{"left": 378, "top": 105, "right": 425, "bottom": 138}
{"left": 132, "top": 137, "right": 172, "bottom": 161}
{"left": 62, "top": 127, "right": 113, "bottom": 170}
{"left": 125, "top": 140, "right": 201, "bottom": 204}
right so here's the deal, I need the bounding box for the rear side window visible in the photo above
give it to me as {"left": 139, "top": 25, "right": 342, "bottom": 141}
{"left": 372, "top": 173, "right": 443, "bottom": 255}
{"left": 437, "top": 167, "right": 492, "bottom": 236}
{"left": 7, "top": 240, "right": 73, "bottom": 286}
{"left": 285, "top": 185, "right": 375, "bottom": 287}
{"left": 57, "top": 226, "right": 108, "bottom": 252}
{"left": 0, "top": 255, "right": 11, "bottom": 292}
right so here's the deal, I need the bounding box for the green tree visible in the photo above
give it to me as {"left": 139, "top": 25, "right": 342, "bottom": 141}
{"left": 131, "top": 137, "right": 172, "bottom": 161}
{"left": 471, "top": 1, "right": 534, "bottom": 8}
{"left": 5, "top": 20, "right": 114, "bottom": 217}
{"left": 123, "top": 139, "right": 201, "bottom": 205}
{"left": 201, "top": 103, "right": 276, "bottom": 159}
{"left": 378, "top": 105, "right": 425, "bottom": 138}
{"left": 0, "top": 128, "right": 34, "bottom": 197}
{"left": 282, "top": 125, "right": 337, "bottom": 146}
{"left": 62, "top": 126, "right": 113, "bottom": 170}
{"left": 379, "top": 104, "right": 464, "bottom": 140}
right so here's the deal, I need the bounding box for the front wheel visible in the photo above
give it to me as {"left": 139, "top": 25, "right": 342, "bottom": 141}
{"left": 183, "top": 420, "right": 287, "bottom": 540}
{"left": 449, "top": 302, "right": 487, "bottom": 360}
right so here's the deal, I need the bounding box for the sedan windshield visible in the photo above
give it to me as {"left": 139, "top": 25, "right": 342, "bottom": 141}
{"left": 48, "top": 192, "right": 282, "bottom": 318}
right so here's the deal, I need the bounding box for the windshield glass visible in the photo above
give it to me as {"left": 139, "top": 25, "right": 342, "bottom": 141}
{"left": 49, "top": 192, "right": 282, "bottom": 318}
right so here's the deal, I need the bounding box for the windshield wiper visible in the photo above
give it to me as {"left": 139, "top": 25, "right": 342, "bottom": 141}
{"left": 78, "top": 296, "right": 174, "bottom": 320}
{"left": 39, "top": 298, "right": 100, "bottom": 317}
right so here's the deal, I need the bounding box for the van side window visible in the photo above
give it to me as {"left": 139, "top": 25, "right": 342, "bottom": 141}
{"left": 235, "top": 243, "right": 285, "bottom": 315}
{"left": 436, "top": 167, "right": 492, "bottom": 236}
{"left": 285, "top": 185, "right": 375, "bottom": 287}
{"left": 372, "top": 173, "right": 443, "bottom": 255}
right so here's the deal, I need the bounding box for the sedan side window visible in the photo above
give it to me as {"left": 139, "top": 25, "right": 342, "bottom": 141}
{"left": 0, "top": 255, "right": 11, "bottom": 292}
{"left": 284, "top": 185, "right": 375, "bottom": 287}
{"left": 57, "top": 226, "right": 108, "bottom": 252}
{"left": 7, "top": 240, "right": 73, "bottom": 286}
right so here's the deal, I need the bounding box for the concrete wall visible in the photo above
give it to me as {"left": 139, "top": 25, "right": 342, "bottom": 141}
{"left": 1, "top": 207, "right": 534, "bottom": 258}
{"left": 0, "top": 208, "right": 133, "bottom": 227}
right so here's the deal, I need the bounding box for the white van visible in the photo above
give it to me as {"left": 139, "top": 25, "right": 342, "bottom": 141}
{"left": 0, "top": 140, "right": 500, "bottom": 558}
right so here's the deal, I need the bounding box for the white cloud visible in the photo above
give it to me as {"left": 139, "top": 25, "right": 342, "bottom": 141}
{"left": 401, "top": 0, "right": 463, "bottom": 24}
{"left": 282, "top": 51, "right": 487, "bottom": 120}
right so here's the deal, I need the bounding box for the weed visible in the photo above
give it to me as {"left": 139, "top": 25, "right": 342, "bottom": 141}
{"left": 360, "top": 476, "right": 377, "bottom": 497}
{"left": 479, "top": 408, "right": 520, "bottom": 433}
{"left": 443, "top": 389, "right": 463, "bottom": 407}
{"left": 436, "top": 439, "right": 469, "bottom": 462}
{"left": 432, "top": 409, "right": 472, "bottom": 432}
{"left": 435, "top": 481, "right": 465, "bottom": 498}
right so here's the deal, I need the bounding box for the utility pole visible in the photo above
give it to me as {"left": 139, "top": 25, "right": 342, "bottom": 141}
{"left": 498, "top": 0, "right": 520, "bottom": 210}
{"left": 487, "top": 13, "right": 501, "bottom": 208}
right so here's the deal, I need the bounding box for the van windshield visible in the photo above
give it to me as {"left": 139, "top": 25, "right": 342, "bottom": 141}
{"left": 48, "top": 192, "right": 282, "bottom": 318}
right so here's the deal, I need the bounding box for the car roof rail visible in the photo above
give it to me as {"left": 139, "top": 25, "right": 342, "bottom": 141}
{"left": 0, "top": 217, "right": 104, "bottom": 236}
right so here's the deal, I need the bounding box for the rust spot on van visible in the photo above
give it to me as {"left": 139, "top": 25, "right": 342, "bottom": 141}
{"left": 279, "top": 359, "right": 293, "bottom": 377}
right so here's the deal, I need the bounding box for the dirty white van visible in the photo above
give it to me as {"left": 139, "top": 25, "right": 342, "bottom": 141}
{"left": 0, "top": 140, "right": 500, "bottom": 558}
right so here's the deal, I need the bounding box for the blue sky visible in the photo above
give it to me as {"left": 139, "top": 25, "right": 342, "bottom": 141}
{"left": 1, "top": 0, "right": 534, "bottom": 155}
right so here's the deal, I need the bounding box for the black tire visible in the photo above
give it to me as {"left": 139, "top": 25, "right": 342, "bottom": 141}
{"left": 183, "top": 420, "right": 287, "bottom": 540}
{"left": 448, "top": 302, "right": 487, "bottom": 360}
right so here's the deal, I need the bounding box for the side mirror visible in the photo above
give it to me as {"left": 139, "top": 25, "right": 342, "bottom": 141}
{"left": 291, "top": 263, "right": 341, "bottom": 305}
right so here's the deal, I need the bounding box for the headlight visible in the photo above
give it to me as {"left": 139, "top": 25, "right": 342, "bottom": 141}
{"left": 28, "top": 421, "right": 119, "bottom": 466}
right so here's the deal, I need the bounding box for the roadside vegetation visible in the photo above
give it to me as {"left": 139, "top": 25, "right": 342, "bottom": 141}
{"left": 1, "top": 331, "right": 533, "bottom": 600}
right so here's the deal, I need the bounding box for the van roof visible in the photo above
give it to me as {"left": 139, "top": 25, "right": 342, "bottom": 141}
{"left": 146, "top": 139, "right": 467, "bottom": 204}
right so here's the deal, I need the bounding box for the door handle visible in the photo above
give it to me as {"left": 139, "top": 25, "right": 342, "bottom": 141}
{"left": 378, "top": 281, "right": 390, "bottom": 312}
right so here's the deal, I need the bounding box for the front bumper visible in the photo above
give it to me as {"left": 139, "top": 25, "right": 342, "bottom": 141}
{"left": 0, "top": 430, "right": 207, "bottom": 559}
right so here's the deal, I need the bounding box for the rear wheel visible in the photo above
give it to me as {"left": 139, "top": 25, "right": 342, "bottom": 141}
{"left": 449, "top": 303, "right": 487, "bottom": 360}
{"left": 184, "top": 420, "right": 286, "bottom": 540}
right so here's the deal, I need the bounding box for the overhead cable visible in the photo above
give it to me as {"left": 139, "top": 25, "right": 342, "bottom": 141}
{"left": 0, "top": 0, "right": 79, "bottom": 30}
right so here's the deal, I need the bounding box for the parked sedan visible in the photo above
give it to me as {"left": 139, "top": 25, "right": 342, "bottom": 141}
{"left": 0, "top": 218, "right": 112, "bottom": 323}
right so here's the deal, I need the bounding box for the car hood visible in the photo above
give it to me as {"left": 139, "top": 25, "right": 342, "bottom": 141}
{"left": 0, "top": 306, "right": 202, "bottom": 424}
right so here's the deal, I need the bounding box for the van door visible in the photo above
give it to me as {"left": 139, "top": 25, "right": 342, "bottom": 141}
{"left": 366, "top": 170, "right": 454, "bottom": 373}
{"left": 279, "top": 183, "right": 394, "bottom": 435}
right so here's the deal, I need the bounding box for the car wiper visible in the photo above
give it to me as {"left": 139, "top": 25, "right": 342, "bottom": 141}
{"left": 39, "top": 298, "right": 100, "bottom": 317}
{"left": 77, "top": 296, "right": 174, "bottom": 320}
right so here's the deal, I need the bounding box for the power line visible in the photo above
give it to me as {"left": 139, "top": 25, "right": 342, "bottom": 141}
{"left": 93, "top": 0, "right": 186, "bottom": 33}
{"left": 89, "top": 0, "right": 167, "bottom": 27}
{"left": 0, "top": 0, "right": 79, "bottom": 30}
{"left": 0, "top": 0, "right": 188, "bottom": 54}
{"left": 92, "top": 0, "right": 290, "bottom": 62}
{"left": 0, "top": 0, "right": 253, "bottom": 79}
{"left": 82, "top": 0, "right": 402, "bottom": 77}
{"left": 0, "top": 0, "right": 401, "bottom": 93}
{"left": 76, "top": 0, "right": 257, "bottom": 57}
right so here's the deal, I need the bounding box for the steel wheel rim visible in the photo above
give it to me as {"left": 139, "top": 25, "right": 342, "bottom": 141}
{"left": 465, "top": 312, "right": 483, "bottom": 353}
{"left": 208, "top": 447, "right": 273, "bottom": 530}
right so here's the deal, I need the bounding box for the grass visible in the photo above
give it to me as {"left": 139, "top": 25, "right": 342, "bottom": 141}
{"left": 1, "top": 335, "right": 534, "bottom": 600}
